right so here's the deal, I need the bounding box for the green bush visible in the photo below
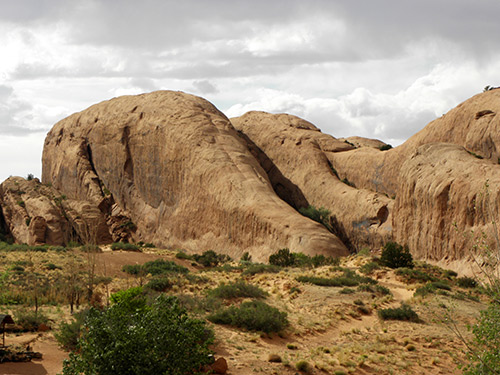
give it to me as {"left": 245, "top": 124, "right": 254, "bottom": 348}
{"left": 358, "top": 284, "right": 392, "bottom": 296}
{"left": 208, "top": 280, "right": 268, "bottom": 299}
{"left": 359, "top": 261, "right": 380, "bottom": 275}
{"left": 269, "top": 248, "right": 296, "bottom": 267}
{"left": 142, "top": 259, "right": 188, "bottom": 275}
{"left": 55, "top": 309, "right": 89, "bottom": 351}
{"left": 339, "top": 287, "right": 356, "bottom": 294}
{"left": 110, "top": 242, "right": 140, "bottom": 251}
{"left": 175, "top": 251, "right": 193, "bottom": 260}
{"left": 15, "top": 309, "right": 50, "bottom": 331}
{"left": 192, "top": 250, "right": 231, "bottom": 267}
{"left": 377, "top": 303, "right": 419, "bottom": 322}
{"left": 297, "top": 270, "right": 376, "bottom": 288}
{"left": 395, "top": 267, "right": 437, "bottom": 283}
{"left": 414, "top": 281, "right": 451, "bottom": 297}
{"left": 299, "top": 205, "right": 331, "bottom": 231}
{"left": 457, "top": 276, "right": 478, "bottom": 289}
{"left": 208, "top": 300, "right": 288, "bottom": 333}
{"left": 295, "top": 360, "right": 311, "bottom": 373}
{"left": 241, "top": 264, "right": 281, "bottom": 276}
{"left": 380, "top": 242, "right": 414, "bottom": 269}
{"left": 379, "top": 144, "right": 393, "bottom": 151}
{"left": 145, "top": 276, "right": 172, "bottom": 292}
{"left": 62, "top": 292, "right": 214, "bottom": 375}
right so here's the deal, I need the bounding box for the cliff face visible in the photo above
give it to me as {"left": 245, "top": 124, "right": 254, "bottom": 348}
{"left": 231, "top": 111, "right": 393, "bottom": 251}
{"left": 1, "top": 89, "right": 499, "bottom": 268}
{"left": 40, "top": 91, "right": 348, "bottom": 260}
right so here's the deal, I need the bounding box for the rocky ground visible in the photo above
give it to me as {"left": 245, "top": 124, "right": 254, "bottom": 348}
{"left": 0, "top": 245, "right": 484, "bottom": 375}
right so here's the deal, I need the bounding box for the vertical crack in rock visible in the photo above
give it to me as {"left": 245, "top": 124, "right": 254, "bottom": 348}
{"left": 237, "top": 131, "right": 309, "bottom": 210}
{"left": 122, "top": 126, "right": 134, "bottom": 184}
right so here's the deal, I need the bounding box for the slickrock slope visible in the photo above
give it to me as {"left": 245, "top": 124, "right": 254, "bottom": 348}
{"left": 231, "top": 112, "right": 393, "bottom": 251}
{"left": 42, "top": 91, "right": 348, "bottom": 260}
{"left": 394, "top": 143, "right": 500, "bottom": 263}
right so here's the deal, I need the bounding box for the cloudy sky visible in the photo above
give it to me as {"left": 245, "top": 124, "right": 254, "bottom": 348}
{"left": 1, "top": 0, "right": 499, "bottom": 181}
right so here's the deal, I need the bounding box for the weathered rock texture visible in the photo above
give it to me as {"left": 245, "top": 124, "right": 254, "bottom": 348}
{"left": 0, "top": 177, "right": 114, "bottom": 246}
{"left": 41, "top": 91, "right": 348, "bottom": 260}
{"left": 231, "top": 112, "right": 393, "bottom": 251}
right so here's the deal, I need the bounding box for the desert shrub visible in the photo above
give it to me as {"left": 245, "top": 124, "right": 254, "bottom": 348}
{"left": 379, "top": 144, "right": 393, "bottom": 151}
{"left": 359, "top": 261, "right": 380, "bottom": 275}
{"left": 110, "top": 242, "right": 140, "bottom": 251}
{"left": 192, "top": 250, "right": 231, "bottom": 267}
{"left": 145, "top": 276, "right": 172, "bottom": 292}
{"left": 55, "top": 309, "right": 89, "bottom": 351}
{"left": 295, "top": 360, "right": 311, "bottom": 373}
{"left": 176, "top": 294, "right": 222, "bottom": 314}
{"left": 378, "top": 303, "right": 419, "bottom": 322}
{"left": 240, "top": 252, "right": 252, "bottom": 263}
{"left": 62, "top": 292, "right": 214, "bottom": 375}
{"left": 143, "top": 259, "right": 188, "bottom": 275}
{"left": 299, "top": 205, "right": 331, "bottom": 230}
{"left": 46, "top": 263, "right": 62, "bottom": 270}
{"left": 15, "top": 309, "right": 50, "bottom": 331}
{"left": 395, "top": 267, "right": 437, "bottom": 283}
{"left": 380, "top": 242, "right": 414, "bottom": 269}
{"left": 175, "top": 251, "right": 193, "bottom": 260}
{"left": 208, "top": 280, "right": 268, "bottom": 300}
{"left": 241, "top": 264, "right": 281, "bottom": 276}
{"left": 121, "top": 264, "right": 143, "bottom": 276}
{"left": 208, "top": 300, "right": 288, "bottom": 333}
{"left": 457, "top": 276, "right": 478, "bottom": 289}
{"left": 80, "top": 244, "right": 101, "bottom": 253}
{"left": 269, "top": 248, "right": 296, "bottom": 267}
{"left": 358, "top": 284, "right": 392, "bottom": 296}
{"left": 443, "top": 269, "right": 458, "bottom": 279}
{"left": 142, "top": 242, "right": 155, "bottom": 248}
{"left": 414, "top": 281, "right": 451, "bottom": 297}
{"left": 297, "top": 270, "right": 376, "bottom": 287}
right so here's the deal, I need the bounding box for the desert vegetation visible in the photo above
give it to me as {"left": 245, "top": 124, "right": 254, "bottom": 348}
{"left": 0, "top": 241, "right": 491, "bottom": 374}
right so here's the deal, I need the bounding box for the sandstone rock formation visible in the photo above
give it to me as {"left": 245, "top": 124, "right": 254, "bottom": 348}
{"left": 41, "top": 91, "right": 348, "bottom": 260}
{"left": 231, "top": 111, "right": 393, "bottom": 251}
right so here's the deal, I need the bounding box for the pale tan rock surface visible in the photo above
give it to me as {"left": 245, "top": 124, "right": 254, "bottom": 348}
{"left": 42, "top": 91, "right": 348, "bottom": 260}
{"left": 338, "top": 136, "right": 388, "bottom": 149}
{"left": 231, "top": 111, "right": 393, "bottom": 251}
{"left": 0, "top": 177, "right": 69, "bottom": 245}
{"left": 393, "top": 142, "right": 500, "bottom": 263}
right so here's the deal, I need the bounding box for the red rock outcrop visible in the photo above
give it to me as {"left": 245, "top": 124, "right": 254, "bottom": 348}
{"left": 231, "top": 111, "right": 393, "bottom": 251}
{"left": 41, "top": 91, "right": 348, "bottom": 260}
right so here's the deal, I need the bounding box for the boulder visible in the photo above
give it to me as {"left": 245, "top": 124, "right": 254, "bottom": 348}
{"left": 231, "top": 111, "right": 393, "bottom": 251}
{"left": 42, "top": 91, "right": 348, "bottom": 260}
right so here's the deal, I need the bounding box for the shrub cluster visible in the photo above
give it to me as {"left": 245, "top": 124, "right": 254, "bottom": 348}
{"left": 378, "top": 303, "right": 419, "bottom": 322}
{"left": 395, "top": 267, "right": 438, "bottom": 284}
{"left": 380, "top": 242, "right": 414, "bottom": 269}
{"left": 297, "top": 269, "right": 376, "bottom": 287}
{"left": 241, "top": 264, "right": 281, "bottom": 276}
{"left": 208, "top": 300, "right": 288, "bottom": 333}
{"left": 192, "top": 250, "right": 231, "bottom": 267}
{"left": 110, "top": 242, "right": 140, "bottom": 251}
{"left": 268, "top": 248, "right": 339, "bottom": 268}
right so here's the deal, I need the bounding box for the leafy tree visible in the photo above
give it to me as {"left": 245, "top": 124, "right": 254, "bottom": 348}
{"left": 269, "top": 248, "right": 296, "bottom": 267}
{"left": 380, "top": 242, "right": 414, "bottom": 269}
{"left": 62, "top": 288, "right": 214, "bottom": 375}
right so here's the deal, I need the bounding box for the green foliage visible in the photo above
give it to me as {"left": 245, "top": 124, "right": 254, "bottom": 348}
{"left": 395, "top": 267, "right": 437, "bottom": 283}
{"left": 55, "top": 309, "right": 89, "bottom": 351}
{"left": 295, "top": 360, "right": 311, "bottom": 372}
{"left": 110, "top": 242, "right": 140, "bottom": 251}
{"left": 145, "top": 276, "right": 172, "bottom": 292}
{"left": 241, "top": 263, "right": 281, "bottom": 276}
{"left": 463, "top": 302, "right": 500, "bottom": 374}
{"left": 379, "top": 144, "right": 393, "bottom": 151}
{"left": 26, "top": 173, "right": 34, "bottom": 181}
{"left": 15, "top": 309, "right": 50, "bottom": 331}
{"left": 299, "top": 205, "right": 331, "bottom": 230}
{"left": 62, "top": 292, "right": 214, "bottom": 375}
{"left": 208, "top": 300, "right": 288, "bottom": 333}
{"left": 240, "top": 252, "right": 252, "bottom": 263}
{"left": 457, "top": 276, "right": 478, "bottom": 289}
{"left": 17, "top": 200, "right": 25, "bottom": 208}
{"left": 192, "top": 250, "right": 231, "bottom": 267}
{"left": 175, "top": 251, "right": 193, "bottom": 260}
{"left": 208, "top": 280, "right": 268, "bottom": 300}
{"left": 357, "top": 284, "right": 392, "bottom": 296}
{"left": 122, "top": 259, "right": 188, "bottom": 277}
{"left": 269, "top": 248, "right": 296, "bottom": 267}
{"left": 380, "top": 242, "right": 414, "bottom": 269}
{"left": 339, "top": 287, "right": 356, "bottom": 294}
{"left": 377, "top": 303, "right": 419, "bottom": 322}
{"left": 359, "top": 261, "right": 380, "bottom": 275}
{"left": 297, "top": 269, "right": 376, "bottom": 288}
{"left": 268, "top": 248, "right": 338, "bottom": 268}
{"left": 414, "top": 282, "right": 451, "bottom": 297}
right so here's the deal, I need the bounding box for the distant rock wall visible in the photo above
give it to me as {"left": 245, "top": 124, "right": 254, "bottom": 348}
{"left": 41, "top": 91, "right": 348, "bottom": 260}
